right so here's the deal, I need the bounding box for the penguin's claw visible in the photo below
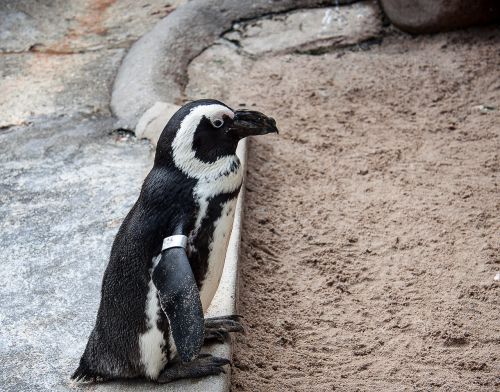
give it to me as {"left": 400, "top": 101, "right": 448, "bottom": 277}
{"left": 204, "top": 315, "right": 244, "bottom": 330}
{"left": 205, "top": 328, "right": 230, "bottom": 343}
{"left": 204, "top": 315, "right": 244, "bottom": 344}
{"left": 157, "top": 354, "right": 230, "bottom": 383}
{"left": 205, "top": 314, "right": 242, "bottom": 322}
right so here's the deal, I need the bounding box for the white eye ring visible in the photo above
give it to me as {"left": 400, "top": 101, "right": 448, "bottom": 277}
{"left": 212, "top": 119, "right": 224, "bottom": 128}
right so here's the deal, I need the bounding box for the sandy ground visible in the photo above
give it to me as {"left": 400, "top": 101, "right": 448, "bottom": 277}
{"left": 224, "top": 27, "right": 499, "bottom": 391}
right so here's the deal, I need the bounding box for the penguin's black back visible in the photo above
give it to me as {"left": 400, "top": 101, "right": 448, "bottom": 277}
{"left": 74, "top": 164, "right": 198, "bottom": 380}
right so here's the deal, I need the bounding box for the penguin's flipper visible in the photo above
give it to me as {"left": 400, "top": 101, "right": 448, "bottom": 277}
{"left": 152, "top": 247, "right": 204, "bottom": 363}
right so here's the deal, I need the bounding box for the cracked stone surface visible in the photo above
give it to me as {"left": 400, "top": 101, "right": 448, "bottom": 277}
{"left": 0, "top": 0, "right": 184, "bottom": 128}
{"left": 0, "top": 115, "right": 152, "bottom": 391}
{"left": 223, "top": 1, "right": 382, "bottom": 55}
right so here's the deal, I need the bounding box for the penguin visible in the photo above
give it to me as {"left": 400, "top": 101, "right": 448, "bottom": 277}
{"left": 72, "top": 99, "right": 278, "bottom": 383}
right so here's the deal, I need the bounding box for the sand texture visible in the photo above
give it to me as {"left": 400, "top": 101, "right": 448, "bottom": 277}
{"left": 224, "top": 28, "right": 500, "bottom": 391}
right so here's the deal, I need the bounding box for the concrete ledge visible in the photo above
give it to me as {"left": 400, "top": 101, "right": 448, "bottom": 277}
{"left": 111, "top": 0, "right": 359, "bottom": 130}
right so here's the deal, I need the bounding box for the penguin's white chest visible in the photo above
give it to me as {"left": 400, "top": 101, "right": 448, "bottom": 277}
{"left": 197, "top": 198, "right": 238, "bottom": 311}
{"left": 190, "top": 167, "right": 243, "bottom": 311}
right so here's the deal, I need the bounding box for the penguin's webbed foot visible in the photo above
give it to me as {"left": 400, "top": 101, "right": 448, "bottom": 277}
{"left": 204, "top": 315, "right": 244, "bottom": 344}
{"left": 157, "top": 354, "right": 230, "bottom": 383}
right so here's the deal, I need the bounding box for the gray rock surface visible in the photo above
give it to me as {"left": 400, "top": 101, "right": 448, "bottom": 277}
{"left": 0, "top": 115, "right": 151, "bottom": 391}
{"left": 0, "top": 49, "right": 125, "bottom": 128}
{"left": 0, "top": 0, "right": 183, "bottom": 54}
{"left": 0, "top": 0, "right": 184, "bottom": 128}
{"left": 224, "top": 1, "right": 382, "bottom": 55}
{"left": 0, "top": 0, "right": 76, "bottom": 53}
{"left": 111, "top": 0, "right": 360, "bottom": 130}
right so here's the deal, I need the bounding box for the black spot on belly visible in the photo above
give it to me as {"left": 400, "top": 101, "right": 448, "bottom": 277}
{"left": 188, "top": 189, "right": 240, "bottom": 288}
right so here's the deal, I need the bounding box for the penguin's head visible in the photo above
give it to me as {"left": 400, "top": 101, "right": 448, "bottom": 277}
{"left": 155, "top": 99, "right": 278, "bottom": 175}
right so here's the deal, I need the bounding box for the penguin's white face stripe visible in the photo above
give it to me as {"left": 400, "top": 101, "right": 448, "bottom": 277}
{"left": 172, "top": 104, "right": 236, "bottom": 181}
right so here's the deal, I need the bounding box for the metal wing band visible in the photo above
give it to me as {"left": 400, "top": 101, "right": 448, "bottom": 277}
{"left": 162, "top": 235, "right": 188, "bottom": 251}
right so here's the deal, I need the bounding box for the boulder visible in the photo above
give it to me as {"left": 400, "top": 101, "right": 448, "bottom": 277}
{"left": 223, "top": 1, "right": 382, "bottom": 55}
{"left": 379, "top": 0, "right": 500, "bottom": 34}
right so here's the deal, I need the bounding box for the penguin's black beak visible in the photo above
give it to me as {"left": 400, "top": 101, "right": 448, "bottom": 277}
{"left": 229, "top": 110, "right": 279, "bottom": 139}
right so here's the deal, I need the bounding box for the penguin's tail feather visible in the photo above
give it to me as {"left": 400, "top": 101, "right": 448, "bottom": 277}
{"left": 71, "top": 359, "right": 100, "bottom": 383}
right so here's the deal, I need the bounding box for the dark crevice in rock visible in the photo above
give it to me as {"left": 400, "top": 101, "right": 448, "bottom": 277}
{"left": 0, "top": 43, "right": 130, "bottom": 56}
{"left": 0, "top": 122, "right": 32, "bottom": 134}
{"left": 109, "top": 128, "right": 136, "bottom": 137}
{"left": 220, "top": 36, "right": 242, "bottom": 49}
{"left": 226, "top": 0, "right": 362, "bottom": 27}
{"left": 297, "top": 36, "right": 384, "bottom": 55}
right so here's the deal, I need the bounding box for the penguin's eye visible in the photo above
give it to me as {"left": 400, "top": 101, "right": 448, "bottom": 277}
{"left": 212, "top": 119, "right": 224, "bottom": 128}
